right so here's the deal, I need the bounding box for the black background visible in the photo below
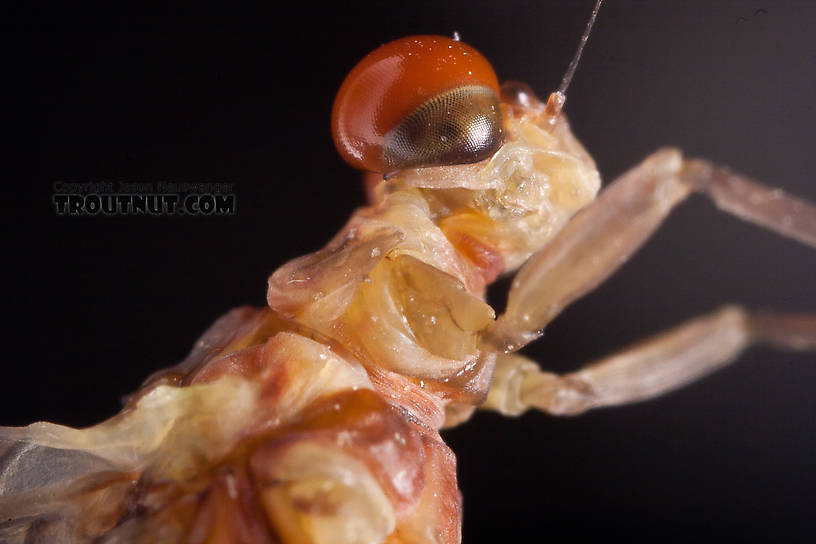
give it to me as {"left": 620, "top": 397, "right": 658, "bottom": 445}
{"left": 6, "top": 1, "right": 816, "bottom": 541}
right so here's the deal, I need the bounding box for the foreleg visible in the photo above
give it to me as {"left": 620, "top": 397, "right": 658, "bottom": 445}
{"left": 483, "top": 306, "right": 816, "bottom": 416}
{"left": 486, "top": 149, "right": 816, "bottom": 352}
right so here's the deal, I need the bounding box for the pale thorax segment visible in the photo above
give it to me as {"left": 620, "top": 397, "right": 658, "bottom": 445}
{"left": 392, "top": 103, "right": 600, "bottom": 273}
{"left": 267, "top": 101, "right": 600, "bottom": 425}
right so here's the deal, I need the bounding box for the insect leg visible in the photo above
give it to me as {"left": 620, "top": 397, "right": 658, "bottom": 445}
{"left": 482, "top": 306, "right": 816, "bottom": 416}
{"left": 680, "top": 158, "right": 816, "bottom": 250}
{"left": 486, "top": 148, "right": 816, "bottom": 352}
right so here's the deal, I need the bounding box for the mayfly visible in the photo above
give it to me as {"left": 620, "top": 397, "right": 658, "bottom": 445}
{"left": 5, "top": 1, "right": 816, "bottom": 542}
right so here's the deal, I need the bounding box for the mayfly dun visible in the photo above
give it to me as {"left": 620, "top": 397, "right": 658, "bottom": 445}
{"left": 6, "top": 1, "right": 816, "bottom": 542}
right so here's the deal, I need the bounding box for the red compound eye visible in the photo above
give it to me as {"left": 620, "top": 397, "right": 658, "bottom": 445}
{"left": 331, "top": 35, "right": 504, "bottom": 174}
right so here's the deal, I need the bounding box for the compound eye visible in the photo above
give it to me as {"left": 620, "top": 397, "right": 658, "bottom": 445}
{"left": 331, "top": 35, "right": 504, "bottom": 174}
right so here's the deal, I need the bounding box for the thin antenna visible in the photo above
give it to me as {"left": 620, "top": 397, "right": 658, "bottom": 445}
{"left": 544, "top": 0, "right": 603, "bottom": 123}
{"left": 558, "top": 0, "right": 603, "bottom": 96}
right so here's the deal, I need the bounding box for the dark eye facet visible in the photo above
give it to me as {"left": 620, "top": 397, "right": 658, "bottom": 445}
{"left": 382, "top": 85, "right": 503, "bottom": 173}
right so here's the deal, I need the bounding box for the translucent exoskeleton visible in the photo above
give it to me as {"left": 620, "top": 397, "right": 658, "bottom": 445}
{"left": 5, "top": 2, "right": 816, "bottom": 542}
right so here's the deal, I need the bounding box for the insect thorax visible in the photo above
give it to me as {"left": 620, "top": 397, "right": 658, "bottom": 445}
{"left": 266, "top": 98, "right": 600, "bottom": 426}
